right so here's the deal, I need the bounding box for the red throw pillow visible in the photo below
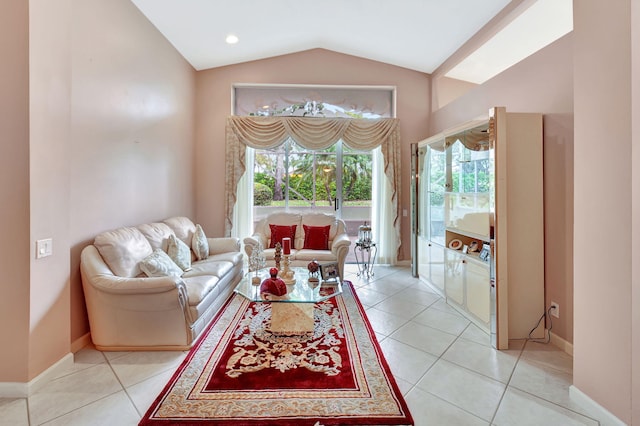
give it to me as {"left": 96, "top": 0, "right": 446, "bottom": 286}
{"left": 269, "top": 224, "right": 297, "bottom": 249}
{"left": 303, "top": 224, "right": 330, "bottom": 250}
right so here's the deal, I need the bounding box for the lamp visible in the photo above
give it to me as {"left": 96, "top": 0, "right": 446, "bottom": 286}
{"left": 358, "top": 222, "right": 372, "bottom": 244}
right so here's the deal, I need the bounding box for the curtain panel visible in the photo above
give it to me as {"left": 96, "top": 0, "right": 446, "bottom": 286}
{"left": 224, "top": 116, "right": 402, "bottom": 260}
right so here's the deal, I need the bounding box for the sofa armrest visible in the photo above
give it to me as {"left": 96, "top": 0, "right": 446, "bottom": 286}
{"left": 331, "top": 233, "right": 352, "bottom": 255}
{"left": 80, "top": 244, "right": 186, "bottom": 296}
{"left": 243, "top": 234, "right": 265, "bottom": 257}
{"left": 89, "top": 274, "right": 184, "bottom": 295}
{"left": 208, "top": 237, "right": 240, "bottom": 255}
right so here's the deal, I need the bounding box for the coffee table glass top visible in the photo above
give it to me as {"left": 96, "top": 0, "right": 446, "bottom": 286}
{"left": 234, "top": 267, "right": 342, "bottom": 303}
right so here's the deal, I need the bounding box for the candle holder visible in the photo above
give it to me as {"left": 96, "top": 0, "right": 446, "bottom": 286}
{"left": 280, "top": 254, "right": 296, "bottom": 285}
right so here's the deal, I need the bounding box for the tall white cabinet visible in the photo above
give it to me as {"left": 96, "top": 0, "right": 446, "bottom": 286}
{"left": 415, "top": 107, "right": 544, "bottom": 349}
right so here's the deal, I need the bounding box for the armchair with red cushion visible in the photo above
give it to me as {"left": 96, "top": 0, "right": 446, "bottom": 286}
{"left": 243, "top": 211, "right": 351, "bottom": 280}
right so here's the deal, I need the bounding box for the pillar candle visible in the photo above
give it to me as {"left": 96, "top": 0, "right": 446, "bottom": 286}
{"left": 282, "top": 237, "right": 291, "bottom": 255}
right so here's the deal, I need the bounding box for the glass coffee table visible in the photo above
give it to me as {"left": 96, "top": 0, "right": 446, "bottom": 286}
{"left": 234, "top": 267, "right": 342, "bottom": 335}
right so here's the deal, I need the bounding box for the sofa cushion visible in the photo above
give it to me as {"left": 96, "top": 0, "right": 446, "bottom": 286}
{"left": 183, "top": 260, "right": 234, "bottom": 279}
{"left": 94, "top": 227, "right": 153, "bottom": 278}
{"left": 294, "top": 249, "right": 336, "bottom": 262}
{"left": 167, "top": 234, "right": 192, "bottom": 271}
{"left": 139, "top": 249, "right": 184, "bottom": 278}
{"left": 303, "top": 224, "right": 330, "bottom": 250}
{"left": 262, "top": 212, "right": 301, "bottom": 243}
{"left": 182, "top": 275, "right": 220, "bottom": 306}
{"left": 192, "top": 224, "right": 209, "bottom": 260}
{"left": 269, "top": 224, "right": 297, "bottom": 249}
{"left": 137, "top": 222, "right": 174, "bottom": 251}
{"left": 299, "top": 213, "right": 339, "bottom": 247}
{"left": 206, "top": 251, "right": 244, "bottom": 266}
{"left": 164, "top": 217, "right": 196, "bottom": 247}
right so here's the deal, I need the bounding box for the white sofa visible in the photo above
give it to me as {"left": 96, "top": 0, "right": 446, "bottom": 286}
{"left": 243, "top": 211, "right": 351, "bottom": 279}
{"left": 80, "top": 217, "right": 243, "bottom": 351}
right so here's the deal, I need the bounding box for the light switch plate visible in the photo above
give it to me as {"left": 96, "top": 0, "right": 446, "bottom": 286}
{"left": 36, "top": 238, "right": 53, "bottom": 258}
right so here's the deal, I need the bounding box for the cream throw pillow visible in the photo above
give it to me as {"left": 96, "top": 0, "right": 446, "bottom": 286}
{"left": 192, "top": 224, "right": 209, "bottom": 261}
{"left": 167, "top": 234, "right": 192, "bottom": 271}
{"left": 139, "top": 249, "right": 183, "bottom": 277}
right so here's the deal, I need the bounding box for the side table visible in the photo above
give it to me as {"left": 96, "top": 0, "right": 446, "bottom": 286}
{"left": 354, "top": 241, "right": 377, "bottom": 278}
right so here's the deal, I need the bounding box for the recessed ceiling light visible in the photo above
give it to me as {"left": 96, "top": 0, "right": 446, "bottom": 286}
{"left": 225, "top": 34, "right": 239, "bottom": 44}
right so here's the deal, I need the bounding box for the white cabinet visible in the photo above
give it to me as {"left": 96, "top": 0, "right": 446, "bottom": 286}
{"left": 445, "top": 249, "right": 464, "bottom": 305}
{"left": 418, "top": 238, "right": 445, "bottom": 292}
{"left": 466, "top": 260, "right": 491, "bottom": 324}
{"left": 445, "top": 250, "right": 491, "bottom": 329}
{"left": 415, "top": 107, "right": 544, "bottom": 349}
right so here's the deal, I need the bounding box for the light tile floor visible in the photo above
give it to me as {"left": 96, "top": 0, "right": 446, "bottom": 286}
{"left": 0, "top": 265, "right": 607, "bottom": 425}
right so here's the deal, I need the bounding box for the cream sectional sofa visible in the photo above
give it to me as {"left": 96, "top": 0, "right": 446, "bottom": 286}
{"left": 80, "top": 217, "right": 243, "bottom": 351}
{"left": 243, "top": 211, "right": 351, "bottom": 279}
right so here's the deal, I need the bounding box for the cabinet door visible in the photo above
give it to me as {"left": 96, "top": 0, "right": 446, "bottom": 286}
{"left": 427, "top": 146, "right": 446, "bottom": 246}
{"left": 417, "top": 235, "right": 430, "bottom": 281}
{"left": 466, "top": 261, "right": 491, "bottom": 326}
{"left": 445, "top": 250, "right": 464, "bottom": 305}
{"left": 428, "top": 243, "right": 445, "bottom": 291}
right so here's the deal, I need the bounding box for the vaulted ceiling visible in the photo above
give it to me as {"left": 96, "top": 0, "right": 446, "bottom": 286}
{"left": 130, "top": 0, "right": 572, "bottom": 83}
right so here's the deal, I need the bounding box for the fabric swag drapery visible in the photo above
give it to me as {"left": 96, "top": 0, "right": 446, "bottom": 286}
{"left": 225, "top": 116, "right": 402, "bottom": 260}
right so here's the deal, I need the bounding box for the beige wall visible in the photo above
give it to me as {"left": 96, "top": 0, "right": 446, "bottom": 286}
{"left": 573, "top": 1, "right": 634, "bottom": 423}
{"left": 0, "top": 0, "right": 31, "bottom": 383}
{"left": 194, "top": 48, "right": 431, "bottom": 261}
{"left": 29, "top": 0, "right": 73, "bottom": 380}
{"left": 0, "top": 0, "right": 196, "bottom": 382}
{"left": 67, "top": 0, "right": 197, "bottom": 347}
{"left": 430, "top": 34, "right": 574, "bottom": 345}
{"left": 632, "top": 2, "right": 640, "bottom": 423}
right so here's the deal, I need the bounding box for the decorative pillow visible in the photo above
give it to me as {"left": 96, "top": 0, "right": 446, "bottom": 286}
{"left": 94, "top": 227, "right": 153, "bottom": 278}
{"left": 167, "top": 234, "right": 192, "bottom": 271}
{"left": 139, "top": 249, "right": 183, "bottom": 278}
{"left": 303, "top": 225, "right": 330, "bottom": 250}
{"left": 269, "top": 224, "right": 297, "bottom": 249}
{"left": 192, "top": 224, "right": 209, "bottom": 260}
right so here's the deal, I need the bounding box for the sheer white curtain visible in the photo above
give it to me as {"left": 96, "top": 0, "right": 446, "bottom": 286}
{"left": 372, "top": 147, "right": 398, "bottom": 265}
{"left": 231, "top": 146, "right": 254, "bottom": 244}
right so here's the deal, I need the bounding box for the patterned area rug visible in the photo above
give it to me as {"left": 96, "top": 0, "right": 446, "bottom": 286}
{"left": 140, "top": 281, "right": 413, "bottom": 425}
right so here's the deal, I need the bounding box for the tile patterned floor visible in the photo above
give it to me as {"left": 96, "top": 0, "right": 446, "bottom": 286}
{"left": 0, "top": 265, "right": 606, "bottom": 425}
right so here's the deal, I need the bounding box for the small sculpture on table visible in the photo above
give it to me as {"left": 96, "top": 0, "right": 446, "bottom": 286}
{"left": 260, "top": 267, "right": 287, "bottom": 300}
{"left": 249, "top": 240, "right": 266, "bottom": 285}
{"left": 307, "top": 260, "right": 320, "bottom": 286}
{"left": 274, "top": 242, "right": 282, "bottom": 271}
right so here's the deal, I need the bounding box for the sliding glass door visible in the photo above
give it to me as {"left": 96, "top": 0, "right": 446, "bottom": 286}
{"left": 252, "top": 139, "right": 372, "bottom": 252}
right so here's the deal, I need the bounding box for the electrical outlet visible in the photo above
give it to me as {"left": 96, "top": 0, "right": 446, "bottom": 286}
{"left": 550, "top": 302, "right": 559, "bottom": 318}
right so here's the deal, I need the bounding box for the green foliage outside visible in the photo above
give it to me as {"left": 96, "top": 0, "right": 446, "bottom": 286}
{"left": 253, "top": 148, "right": 373, "bottom": 207}
{"left": 427, "top": 154, "right": 491, "bottom": 206}
{"left": 253, "top": 182, "right": 273, "bottom": 206}
{"left": 254, "top": 172, "right": 373, "bottom": 205}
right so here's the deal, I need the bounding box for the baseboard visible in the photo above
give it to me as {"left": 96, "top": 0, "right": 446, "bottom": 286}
{"left": 71, "top": 332, "right": 92, "bottom": 353}
{"left": 0, "top": 381, "right": 29, "bottom": 398}
{"left": 0, "top": 352, "right": 74, "bottom": 398}
{"left": 549, "top": 331, "right": 573, "bottom": 356}
{"left": 569, "top": 385, "right": 627, "bottom": 426}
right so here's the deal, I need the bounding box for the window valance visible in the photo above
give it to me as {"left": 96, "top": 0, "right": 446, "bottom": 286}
{"left": 224, "top": 116, "right": 402, "bottom": 259}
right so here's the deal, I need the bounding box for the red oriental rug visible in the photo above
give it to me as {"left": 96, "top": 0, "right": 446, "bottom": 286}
{"left": 140, "top": 281, "right": 413, "bottom": 425}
